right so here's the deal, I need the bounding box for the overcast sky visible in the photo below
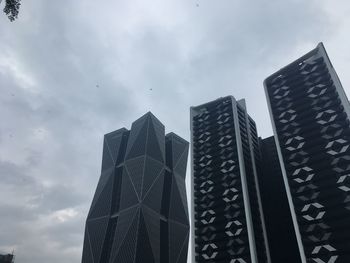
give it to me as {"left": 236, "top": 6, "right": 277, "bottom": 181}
{"left": 1, "top": 0, "right": 350, "bottom": 262}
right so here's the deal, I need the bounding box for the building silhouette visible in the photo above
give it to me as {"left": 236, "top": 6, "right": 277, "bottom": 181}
{"left": 265, "top": 43, "right": 350, "bottom": 263}
{"left": 0, "top": 253, "right": 14, "bottom": 263}
{"left": 82, "top": 112, "right": 190, "bottom": 263}
{"left": 190, "top": 96, "right": 270, "bottom": 263}
{"left": 259, "top": 136, "right": 301, "bottom": 263}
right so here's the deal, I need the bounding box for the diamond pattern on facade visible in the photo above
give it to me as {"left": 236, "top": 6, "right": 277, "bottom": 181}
{"left": 191, "top": 97, "right": 270, "bottom": 263}
{"left": 265, "top": 43, "right": 350, "bottom": 263}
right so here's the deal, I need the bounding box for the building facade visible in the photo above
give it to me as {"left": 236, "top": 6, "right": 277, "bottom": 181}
{"left": 0, "top": 254, "right": 14, "bottom": 263}
{"left": 259, "top": 136, "right": 301, "bottom": 263}
{"left": 82, "top": 112, "right": 190, "bottom": 263}
{"left": 265, "top": 43, "right": 350, "bottom": 263}
{"left": 191, "top": 96, "right": 271, "bottom": 263}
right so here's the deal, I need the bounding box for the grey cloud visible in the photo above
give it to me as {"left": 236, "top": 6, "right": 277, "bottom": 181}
{"left": 0, "top": 0, "right": 349, "bottom": 262}
{"left": 0, "top": 159, "right": 87, "bottom": 262}
{"left": 0, "top": 159, "right": 86, "bottom": 212}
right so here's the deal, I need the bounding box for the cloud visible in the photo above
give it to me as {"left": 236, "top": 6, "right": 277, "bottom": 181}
{"left": 0, "top": 160, "right": 86, "bottom": 262}
{"left": 0, "top": 0, "right": 349, "bottom": 262}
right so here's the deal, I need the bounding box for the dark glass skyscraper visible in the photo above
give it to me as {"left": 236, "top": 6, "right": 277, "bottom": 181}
{"left": 82, "top": 112, "right": 190, "bottom": 263}
{"left": 265, "top": 43, "right": 350, "bottom": 263}
{"left": 191, "top": 97, "right": 270, "bottom": 263}
{"left": 259, "top": 136, "right": 301, "bottom": 263}
{"left": 0, "top": 254, "right": 14, "bottom": 263}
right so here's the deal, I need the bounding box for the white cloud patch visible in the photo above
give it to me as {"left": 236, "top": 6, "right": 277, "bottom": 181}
{"left": 50, "top": 208, "right": 79, "bottom": 223}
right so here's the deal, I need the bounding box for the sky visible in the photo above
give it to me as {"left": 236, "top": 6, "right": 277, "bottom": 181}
{"left": 0, "top": 0, "right": 350, "bottom": 262}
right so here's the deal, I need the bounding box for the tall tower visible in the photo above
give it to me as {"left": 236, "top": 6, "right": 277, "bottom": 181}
{"left": 190, "top": 96, "right": 270, "bottom": 263}
{"left": 259, "top": 136, "right": 301, "bottom": 263}
{"left": 82, "top": 112, "right": 190, "bottom": 263}
{"left": 265, "top": 43, "right": 350, "bottom": 263}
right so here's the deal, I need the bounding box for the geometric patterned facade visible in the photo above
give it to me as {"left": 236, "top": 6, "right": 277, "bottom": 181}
{"left": 265, "top": 43, "right": 350, "bottom": 263}
{"left": 82, "top": 112, "right": 189, "bottom": 263}
{"left": 259, "top": 136, "right": 301, "bottom": 263}
{"left": 191, "top": 97, "right": 271, "bottom": 263}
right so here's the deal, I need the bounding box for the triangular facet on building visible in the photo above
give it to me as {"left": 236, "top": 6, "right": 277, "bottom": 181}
{"left": 87, "top": 216, "right": 109, "bottom": 263}
{"left": 82, "top": 112, "right": 189, "bottom": 263}
{"left": 142, "top": 157, "right": 164, "bottom": 200}
{"left": 119, "top": 168, "right": 140, "bottom": 211}
{"left": 135, "top": 210, "right": 156, "bottom": 263}
{"left": 109, "top": 207, "right": 139, "bottom": 262}
{"left": 125, "top": 156, "right": 145, "bottom": 199}
{"left": 146, "top": 119, "right": 165, "bottom": 163}
{"left": 126, "top": 115, "right": 149, "bottom": 160}
{"left": 89, "top": 173, "right": 114, "bottom": 218}
{"left": 142, "top": 172, "right": 165, "bottom": 214}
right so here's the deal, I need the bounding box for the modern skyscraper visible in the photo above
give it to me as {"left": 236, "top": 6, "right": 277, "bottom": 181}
{"left": 259, "top": 136, "right": 301, "bottom": 263}
{"left": 265, "top": 43, "right": 350, "bottom": 263}
{"left": 82, "top": 112, "right": 190, "bottom": 263}
{"left": 191, "top": 96, "right": 271, "bottom": 263}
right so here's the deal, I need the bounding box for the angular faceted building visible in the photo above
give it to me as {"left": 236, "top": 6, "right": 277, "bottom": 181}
{"left": 82, "top": 112, "right": 190, "bottom": 263}
{"left": 191, "top": 97, "right": 271, "bottom": 263}
{"left": 0, "top": 254, "right": 14, "bottom": 263}
{"left": 265, "top": 43, "right": 350, "bottom": 263}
